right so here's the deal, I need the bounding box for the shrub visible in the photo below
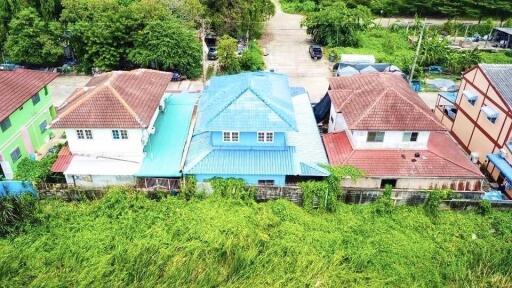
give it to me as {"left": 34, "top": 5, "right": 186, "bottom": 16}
{"left": 299, "top": 180, "right": 332, "bottom": 212}
{"left": 179, "top": 176, "right": 198, "bottom": 201}
{"left": 14, "top": 153, "right": 57, "bottom": 184}
{"left": 374, "top": 184, "right": 394, "bottom": 215}
{"left": 479, "top": 200, "right": 492, "bottom": 216}
{"left": 0, "top": 194, "right": 37, "bottom": 236}
{"left": 217, "top": 35, "right": 241, "bottom": 74}
{"left": 209, "top": 177, "right": 255, "bottom": 201}
{"left": 424, "top": 189, "right": 452, "bottom": 218}
{"left": 240, "top": 41, "right": 265, "bottom": 71}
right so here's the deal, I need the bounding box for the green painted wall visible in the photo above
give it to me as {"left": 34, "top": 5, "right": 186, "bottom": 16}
{"left": 0, "top": 86, "right": 55, "bottom": 178}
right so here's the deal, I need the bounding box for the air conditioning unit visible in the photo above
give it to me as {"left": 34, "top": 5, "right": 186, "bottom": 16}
{"left": 470, "top": 152, "right": 479, "bottom": 164}
{"left": 149, "top": 126, "right": 156, "bottom": 134}
{"left": 159, "top": 103, "right": 166, "bottom": 112}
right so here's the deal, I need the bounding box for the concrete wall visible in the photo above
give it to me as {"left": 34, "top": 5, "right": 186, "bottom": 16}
{"left": 65, "top": 128, "right": 144, "bottom": 157}
{"left": 343, "top": 176, "right": 482, "bottom": 191}
{"left": 65, "top": 174, "right": 136, "bottom": 187}
{"left": 349, "top": 130, "right": 430, "bottom": 149}
{"left": 328, "top": 105, "right": 347, "bottom": 132}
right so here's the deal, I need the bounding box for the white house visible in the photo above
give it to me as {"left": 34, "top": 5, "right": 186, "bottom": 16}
{"left": 322, "top": 73, "right": 484, "bottom": 192}
{"left": 51, "top": 69, "right": 171, "bottom": 187}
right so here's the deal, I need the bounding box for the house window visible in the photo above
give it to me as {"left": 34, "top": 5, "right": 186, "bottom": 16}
{"left": 10, "top": 147, "right": 21, "bottom": 163}
{"left": 380, "top": 179, "right": 397, "bottom": 189}
{"left": 112, "top": 130, "right": 128, "bottom": 140}
{"left": 31, "top": 94, "right": 40, "bottom": 105}
{"left": 403, "top": 132, "right": 419, "bottom": 142}
{"left": 481, "top": 105, "right": 499, "bottom": 124}
{"left": 462, "top": 90, "right": 477, "bottom": 106}
{"left": 0, "top": 117, "right": 11, "bottom": 132}
{"left": 367, "top": 131, "right": 385, "bottom": 142}
{"left": 39, "top": 120, "right": 47, "bottom": 133}
{"left": 85, "top": 130, "right": 93, "bottom": 139}
{"left": 258, "top": 180, "right": 275, "bottom": 186}
{"left": 257, "top": 131, "right": 274, "bottom": 143}
{"left": 76, "top": 130, "right": 84, "bottom": 139}
{"left": 223, "top": 131, "right": 239, "bottom": 142}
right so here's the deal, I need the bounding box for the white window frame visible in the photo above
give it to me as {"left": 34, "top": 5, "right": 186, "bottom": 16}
{"left": 402, "top": 132, "right": 419, "bottom": 142}
{"left": 222, "top": 131, "right": 239, "bottom": 142}
{"left": 367, "top": 131, "right": 385, "bottom": 142}
{"left": 257, "top": 131, "right": 274, "bottom": 143}
{"left": 85, "top": 130, "right": 93, "bottom": 139}
{"left": 120, "top": 130, "right": 128, "bottom": 139}
{"left": 76, "top": 129, "right": 85, "bottom": 139}
{"left": 258, "top": 179, "right": 275, "bottom": 186}
{"left": 112, "top": 130, "right": 120, "bottom": 140}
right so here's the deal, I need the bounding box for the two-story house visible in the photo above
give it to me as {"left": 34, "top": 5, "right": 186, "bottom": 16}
{"left": 0, "top": 68, "right": 58, "bottom": 179}
{"left": 51, "top": 69, "right": 174, "bottom": 187}
{"left": 322, "top": 73, "right": 484, "bottom": 192}
{"left": 434, "top": 64, "right": 512, "bottom": 193}
{"left": 183, "top": 72, "right": 328, "bottom": 186}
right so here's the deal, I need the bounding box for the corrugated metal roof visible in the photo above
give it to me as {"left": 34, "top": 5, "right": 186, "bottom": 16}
{"left": 185, "top": 146, "right": 297, "bottom": 175}
{"left": 196, "top": 72, "right": 297, "bottom": 132}
{"left": 136, "top": 92, "right": 198, "bottom": 177}
{"left": 288, "top": 93, "right": 329, "bottom": 176}
{"left": 479, "top": 64, "right": 512, "bottom": 109}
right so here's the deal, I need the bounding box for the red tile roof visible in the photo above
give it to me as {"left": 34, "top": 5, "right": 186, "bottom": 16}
{"left": 52, "top": 69, "right": 171, "bottom": 128}
{"left": 51, "top": 146, "right": 73, "bottom": 173}
{"left": 323, "top": 131, "right": 483, "bottom": 178}
{"left": 328, "top": 73, "right": 445, "bottom": 131}
{"left": 0, "top": 69, "right": 58, "bottom": 122}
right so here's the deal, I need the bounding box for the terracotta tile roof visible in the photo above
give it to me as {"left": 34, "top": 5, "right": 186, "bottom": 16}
{"left": 0, "top": 68, "right": 58, "bottom": 122}
{"left": 52, "top": 69, "right": 171, "bottom": 128}
{"left": 322, "top": 131, "right": 483, "bottom": 178}
{"left": 328, "top": 73, "right": 445, "bottom": 131}
{"left": 51, "top": 146, "right": 73, "bottom": 173}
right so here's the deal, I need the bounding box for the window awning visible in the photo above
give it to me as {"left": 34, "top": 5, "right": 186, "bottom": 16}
{"left": 462, "top": 90, "right": 477, "bottom": 101}
{"left": 481, "top": 105, "right": 499, "bottom": 118}
{"left": 488, "top": 153, "right": 512, "bottom": 183}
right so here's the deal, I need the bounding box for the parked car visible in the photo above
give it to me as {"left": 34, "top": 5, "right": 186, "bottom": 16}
{"left": 207, "top": 47, "right": 218, "bottom": 60}
{"left": 309, "top": 45, "right": 323, "bottom": 60}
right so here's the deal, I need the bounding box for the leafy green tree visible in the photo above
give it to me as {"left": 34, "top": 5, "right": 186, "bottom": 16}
{"left": 302, "top": 2, "right": 373, "bottom": 47}
{"left": 129, "top": 19, "right": 202, "bottom": 78}
{"left": 217, "top": 35, "right": 241, "bottom": 74}
{"left": 240, "top": 41, "right": 265, "bottom": 71}
{"left": 14, "top": 153, "right": 57, "bottom": 183}
{"left": 4, "top": 7, "right": 63, "bottom": 65}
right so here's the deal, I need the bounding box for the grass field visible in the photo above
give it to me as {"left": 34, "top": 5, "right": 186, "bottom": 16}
{"left": 1, "top": 188, "right": 512, "bottom": 287}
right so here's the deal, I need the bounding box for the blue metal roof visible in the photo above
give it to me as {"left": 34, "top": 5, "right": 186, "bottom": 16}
{"left": 488, "top": 153, "right": 512, "bottom": 183}
{"left": 195, "top": 72, "right": 297, "bottom": 133}
{"left": 185, "top": 143, "right": 297, "bottom": 175}
{"left": 137, "top": 92, "right": 198, "bottom": 177}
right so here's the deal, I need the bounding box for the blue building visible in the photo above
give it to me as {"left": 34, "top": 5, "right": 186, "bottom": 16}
{"left": 183, "top": 72, "right": 328, "bottom": 186}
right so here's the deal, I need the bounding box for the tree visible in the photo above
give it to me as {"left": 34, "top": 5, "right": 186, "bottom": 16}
{"left": 302, "top": 2, "right": 373, "bottom": 47}
{"left": 240, "top": 41, "right": 265, "bottom": 71}
{"left": 4, "top": 7, "right": 63, "bottom": 65}
{"left": 129, "top": 19, "right": 203, "bottom": 79}
{"left": 217, "top": 35, "right": 241, "bottom": 74}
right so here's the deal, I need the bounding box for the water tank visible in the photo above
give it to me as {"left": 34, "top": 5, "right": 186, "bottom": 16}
{"left": 470, "top": 152, "right": 479, "bottom": 164}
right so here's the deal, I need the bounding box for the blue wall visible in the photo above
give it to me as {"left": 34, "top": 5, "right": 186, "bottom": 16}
{"left": 211, "top": 131, "right": 286, "bottom": 149}
{"left": 195, "top": 174, "right": 286, "bottom": 186}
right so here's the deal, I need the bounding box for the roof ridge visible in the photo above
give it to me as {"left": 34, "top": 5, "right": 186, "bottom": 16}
{"left": 54, "top": 83, "right": 108, "bottom": 123}
{"left": 388, "top": 86, "right": 445, "bottom": 130}
{"left": 351, "top": 88, "right": 388, "bottom": 128}
{"left": 203, "top": 87, "right": 249, "bottom": 128}
{"left": 106, "top": 85, "right": 145, "bottom": 127}
{"left": 248, "top": 87, "right": 297, "bottom": 131}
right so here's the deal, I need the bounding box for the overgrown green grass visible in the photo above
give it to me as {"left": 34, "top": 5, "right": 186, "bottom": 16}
{"left": 1, "top": 188, "right": 512, "bottom": 287}
{"left": 336, "top": 29, "right": 414, "bottom": 70}
{"left": 481, "top": 52, "right": 512, "bottom": 64}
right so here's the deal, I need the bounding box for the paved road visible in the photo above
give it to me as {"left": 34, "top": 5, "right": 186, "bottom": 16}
{"left": 48, "top": 75, "right": 91, "bottom": 107}
{"left": 260, "top": 0, "right": 331, "bottom": 103}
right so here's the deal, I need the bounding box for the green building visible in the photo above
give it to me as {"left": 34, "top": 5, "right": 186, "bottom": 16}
{"left": 0, "top": 68, "right": 58, "bottom": 180}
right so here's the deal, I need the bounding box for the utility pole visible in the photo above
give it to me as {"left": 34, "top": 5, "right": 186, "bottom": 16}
{"left": 201, "top": 19, "right": 208, "bottom": 84}
{"left": 409, "top": 19, "right": 426, "bottom": 84}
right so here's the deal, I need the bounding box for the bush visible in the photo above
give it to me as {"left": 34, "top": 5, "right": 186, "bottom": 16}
{"left": 179, "top": 176, "right": 199, "bottom": 201}
{"left": 217, "top": 35, "right": 241, "bottom": 74}
{"left": 240, "top": 41, "right": 265, "bottom": 71}
{"left": 424, "top": 189, "right": 452, "bottom": 218}
{"left": 479, "top": 200, "right": 492, "bottom": 216}
{"left": 209, "top": 177, "right": 255, "bottom": 201}
{"left": 374, "top": 184, "right": 394, "bottom": 215}
{"left": 14, "top": 153, "right": 57, "bottom": 184}
{"left": 0, "top": 194, "right": 37, "bottom": 236}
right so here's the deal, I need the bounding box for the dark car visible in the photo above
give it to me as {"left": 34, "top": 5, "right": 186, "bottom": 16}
{"left": 309, "top": 45, "right": 322, "bottom": 60}
{"left": 207, "top": 47, "right": 218, "bottom": 60}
